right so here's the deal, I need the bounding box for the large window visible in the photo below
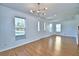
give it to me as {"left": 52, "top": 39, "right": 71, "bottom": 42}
{"left": 56, "top": 24, "right": 61, "bottom": 32}
{"left": 44, "top": 22, "right": 46, "bottom": 31}
{"left": 37, "top": 21, "right": 40, "bottom": 32}
{"left": 49, "top": 23, "right": 53, "bottom": 32}
{"left": 15, "top": 17, "right": 25, "bottom": 36}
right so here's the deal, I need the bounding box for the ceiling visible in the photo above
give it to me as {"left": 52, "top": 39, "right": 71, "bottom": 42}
{"left": 0, "top": 3, "right": 79, "bottom": 21}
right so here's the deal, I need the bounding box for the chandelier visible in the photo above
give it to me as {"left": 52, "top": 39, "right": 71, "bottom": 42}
{"left": 30, "top": 3, "right": 48, "bottom": 16}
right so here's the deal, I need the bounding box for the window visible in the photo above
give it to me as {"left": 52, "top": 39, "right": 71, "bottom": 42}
{"left": 44, "top": 22, "right": 46, "bottom": 31}
{"left": 56, "top": 24, "right": 61, "bottom": 32}
{"left": 37, "top": 21, "right": 40, "bottom": 32}
{"left": 49, "top": 23, "right": 53, "bottom": 32}
{"left": 15, "top": 17, "right": 25, "bottom": 36}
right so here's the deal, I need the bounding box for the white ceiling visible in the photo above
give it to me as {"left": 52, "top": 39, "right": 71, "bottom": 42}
{"left": 0, "top": 3, "right": 79, "bottom": 21}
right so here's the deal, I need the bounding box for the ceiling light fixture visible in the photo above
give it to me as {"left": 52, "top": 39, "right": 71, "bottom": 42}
{"left": 30, "top": 3, "right": 48, "bottom": 16}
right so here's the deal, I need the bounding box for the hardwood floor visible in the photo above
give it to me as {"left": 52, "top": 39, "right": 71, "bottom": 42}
{"left": 0, "top": 35, "right": 79, "bottom": 56}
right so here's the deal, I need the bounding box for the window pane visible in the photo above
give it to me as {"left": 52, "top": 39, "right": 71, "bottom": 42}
{"left": 48, "top": 23, "right": 53, "bottom": 32}
{"left": 56, "top": 24, "right": 61, "bottom": 32}
{"left": 44, "top": 22, "right": 46, "bottom": 31}
{"left": 37, "top": 21, "right": 40, "bottom": 32}
{"left": 15, "top": 17, "right": 25, "bottom": 36}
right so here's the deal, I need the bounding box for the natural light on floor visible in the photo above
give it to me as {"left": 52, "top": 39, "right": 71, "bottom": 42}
{"left": 54, "top": 36, "right": 61, "bottom": 55}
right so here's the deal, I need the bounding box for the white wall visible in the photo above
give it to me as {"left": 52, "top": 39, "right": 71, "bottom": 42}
{"left": 51, "top": 15, "right": 79, "bottom": 38}
{"left": 1, "top": 5, "right": 78, "bottom": 52}
{"left": 0, "top": 5, "right": 53, "bottom": 52}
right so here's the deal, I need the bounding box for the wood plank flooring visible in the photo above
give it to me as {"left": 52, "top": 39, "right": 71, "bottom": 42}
{"left": 0, "top": 35, "right": 79, "bottom": 56}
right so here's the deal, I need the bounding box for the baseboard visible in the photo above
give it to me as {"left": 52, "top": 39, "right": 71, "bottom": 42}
{"left": 61, "top": 35, "right": 76, "bottom": 38}
{"left": 55, "top": 34, "right": 76, "bottom": 38}
{"left": 0, "top": 34, "right": 52, "bottom": 52}
{"left": 0, "top": 39, "right": 38, "bottom": 52}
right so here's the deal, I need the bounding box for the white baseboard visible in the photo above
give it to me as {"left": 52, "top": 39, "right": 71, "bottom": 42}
{"left": 0, "top": 39, "right": 37, "bottom": 52}
{"left": 54, "top": 34, "right": 76, "bottom": 38}
{"left": 60, "top": 35, "right": 76, "bottom": 38}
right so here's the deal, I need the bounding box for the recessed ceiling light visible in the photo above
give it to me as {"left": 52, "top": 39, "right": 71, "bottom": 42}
{"left": 54, "top": 14, "right": 57, "bottom": 16}
{"left": 30, "top": 10, "right": 33, "bottom": 13}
